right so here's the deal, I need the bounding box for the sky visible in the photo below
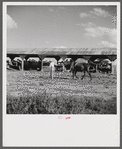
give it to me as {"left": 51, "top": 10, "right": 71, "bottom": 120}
{"left": 7, "top": 5, "right": 117, "bottom": 48}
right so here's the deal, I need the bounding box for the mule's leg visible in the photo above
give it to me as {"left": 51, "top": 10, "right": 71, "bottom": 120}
{"left": 71, "top": 71, "right": 74, "bottom": 79}
{"left": 71, "top": 71, "right": 77, "bottom": 79}
{"left": 73, "top": 71, "right": 78, "bottom": 79}
{"left": 87, "top": 71, "right": 92, "bottom": 80}
{"left": 81, "top": 71, "right": 86, "bottom": 80}
{"left": 75, "top": 72, "right": 79, "bottom": 79}
{"left": 74, "top": 71, "right": 79, "bottom": 79}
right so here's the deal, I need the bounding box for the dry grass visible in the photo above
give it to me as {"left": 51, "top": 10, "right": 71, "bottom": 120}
{"left": 7, "top": 91, "right": 116, "bottom": 114}
{"left": 6, "top": 69, "right": 117, "bottom": 114}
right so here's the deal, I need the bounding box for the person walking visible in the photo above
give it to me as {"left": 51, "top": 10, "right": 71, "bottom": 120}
{"left": 50, "top": 61, "right": 55, "bottom": 79}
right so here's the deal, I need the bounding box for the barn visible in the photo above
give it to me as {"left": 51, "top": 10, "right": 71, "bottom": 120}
{"left": 7, "top": 48, "right": 117, "bottom": 71}
{"left": 27, "top": 57, "right": 41, "bottom": 70}
{"left": 43, "top": 58, "right": 57, "bottom": 65}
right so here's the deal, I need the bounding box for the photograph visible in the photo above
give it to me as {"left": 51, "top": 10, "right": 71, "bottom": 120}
{"left": 6, "top": 4, "right": 118, "bottom": 114}
{"left": 3, "top": 2, "right": 120, "bottom": 147}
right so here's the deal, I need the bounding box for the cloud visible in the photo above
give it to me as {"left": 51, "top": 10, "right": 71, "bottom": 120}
{"left": 80, "top": 7, "right": 111, "bottom": 19}
{"left": 90, "top": 8, "right": 111, "bottom": 18}
{"left": 85, "top": 26, "right": 106, "bottom": 37}
{"left": 76, "top": 22, "right": 95, "bottom": 27}
{"left": 85, "top": 26, "right": 116, "bottom": 39}
{"left": 97, "top": 41, "right": 116, "bottom": 48}
{"left": 80, "top": 12, "right": 91, "bottom": 19}
{"left": 76, "top": 21, "right": 117, "bottom": 47}
{"left": 84, "top": 25, "right": 117, "bottom": 48}
{"left": 45, "top": 41, "right": 50, "bottom": 44}
{"left": 7, "top": 14, "right": 17, "bottom": 29}
{"left": 107, "top": 28, "right": 117, "bottom": 43}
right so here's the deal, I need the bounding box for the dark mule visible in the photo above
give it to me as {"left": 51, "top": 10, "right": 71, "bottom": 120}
{"left": 70, "top": 58, "right": 93, "bottom": 80}
{"left": 63, "top": 58, "right": 73, "bottom": 70}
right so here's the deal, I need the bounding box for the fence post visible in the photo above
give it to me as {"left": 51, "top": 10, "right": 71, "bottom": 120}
{"left": 19, "top": 54, "right": 26, "bottom": 71}
{"left": 38, "top": 55, "right": 45, "bottom": 72}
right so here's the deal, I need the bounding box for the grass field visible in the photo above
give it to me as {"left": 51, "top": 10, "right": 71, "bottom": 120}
{"left": 6, "top": 67, "right": 117, "bottom": 114}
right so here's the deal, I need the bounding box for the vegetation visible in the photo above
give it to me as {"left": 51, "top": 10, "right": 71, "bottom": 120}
{"left": 7, "top": 91, "right": 116, "bottom": 114}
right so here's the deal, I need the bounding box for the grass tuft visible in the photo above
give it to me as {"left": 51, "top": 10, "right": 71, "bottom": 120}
{"left": 7, "top": 92, "right": 116, "bottom": 114}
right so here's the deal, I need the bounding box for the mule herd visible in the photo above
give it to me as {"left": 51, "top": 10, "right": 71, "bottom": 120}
{"left": 7, "top": 57, "right": 113, "bottom": 81}
{"left": 56, "top": 58, "right": 112, "bottom": 80}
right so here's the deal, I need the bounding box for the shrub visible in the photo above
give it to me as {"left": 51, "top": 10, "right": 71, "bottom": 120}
{"left": 7, "top": 93, "right": 116, "bottom": 114}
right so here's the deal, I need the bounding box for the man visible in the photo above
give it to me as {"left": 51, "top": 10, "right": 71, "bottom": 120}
{"left": 50, "top": 61, "right": 55, "bottom": 79}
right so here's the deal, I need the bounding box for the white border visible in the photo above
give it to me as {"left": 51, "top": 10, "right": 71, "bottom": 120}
{"left": 3, "top": 2, "right": 120, "bottom": 147}
{"left": 3, "top": 2, "right": 119, "bottom": 5}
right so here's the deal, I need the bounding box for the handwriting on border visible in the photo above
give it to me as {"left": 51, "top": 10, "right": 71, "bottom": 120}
{"left": 58, "top": 116, "right": 71, "bottom": 120}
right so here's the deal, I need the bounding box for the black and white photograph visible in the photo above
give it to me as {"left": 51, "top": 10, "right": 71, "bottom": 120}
{"left": 3, "top": 1, "right": 120, "bottom": 147}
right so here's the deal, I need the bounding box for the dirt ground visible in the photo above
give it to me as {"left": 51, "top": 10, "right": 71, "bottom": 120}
{"left": 7, "top": 67, "right": 117, "bottom": 101}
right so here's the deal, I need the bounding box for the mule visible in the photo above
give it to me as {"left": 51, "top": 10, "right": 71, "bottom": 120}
{"left": 63, "top": 58, "right": 73, "bottom": 70}
{"left": 70, "top": 58, "right": 93, "bottom": 80}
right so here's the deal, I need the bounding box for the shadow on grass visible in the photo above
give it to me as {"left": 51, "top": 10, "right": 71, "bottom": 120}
{"left": 39, "top": 75, "right": 70, "bottom": 80}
